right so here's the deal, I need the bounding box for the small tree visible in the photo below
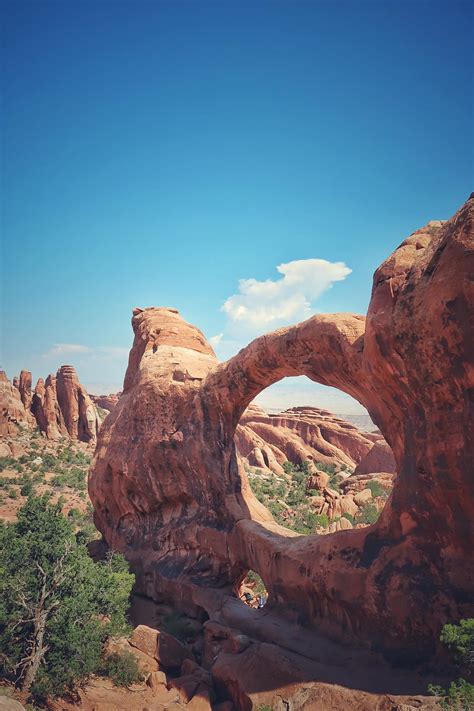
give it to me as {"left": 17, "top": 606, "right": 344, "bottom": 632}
{"left": 0, "top": 495, "right": 134, "bottom": 700}
{"left": 428, "top": 619, "right": 474, "bottom": 710}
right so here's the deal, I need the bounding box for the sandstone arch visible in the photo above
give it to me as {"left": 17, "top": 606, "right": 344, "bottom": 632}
{"left": 89, "top": 196, "right": 474, "bottom": 662}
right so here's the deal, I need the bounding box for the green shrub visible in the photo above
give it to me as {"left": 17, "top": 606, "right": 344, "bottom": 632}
{"left": 20, "top": 480, "right": 34, "bottom": 497}
{"left": 52, "top": 466, "right": 87, "bottom": 491}
{"left": 357, "top": 503, "right": 379, "bottom": 525}
{"left": 315, "top": 513, "right": 330, "bottom": 529}
{"left": 427, "top": 619, "right": 474, "bottom": 709}
{"left": 0, "top": 457, "right": 23, "bottom": 473}
{"left": 366, "top": 480, "right": 389, "bottom": 499}
{"left": 314, "top": 460, "right": 337, "bottom": 475}
{"left": 440, "top": 618, "right": 474, "bottom": 664}
{"left": 428, "top": 678, "right": 474, "bottom": 710}
{"left": 102, "top": 651, "right": 143, "bottom": 687}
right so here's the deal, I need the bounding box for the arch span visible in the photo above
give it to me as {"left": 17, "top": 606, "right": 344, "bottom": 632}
{"left": 89, "top": 196, "right": 474, "bottom": 662}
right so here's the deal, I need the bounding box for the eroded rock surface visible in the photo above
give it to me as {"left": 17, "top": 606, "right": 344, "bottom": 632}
{"left": 89, "top": 196, "right": 474, "bottom": 665}
{"left": 236, "top": 404, "right": 380, "bottom": 474}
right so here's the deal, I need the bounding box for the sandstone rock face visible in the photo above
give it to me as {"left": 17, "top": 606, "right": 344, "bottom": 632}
{"left": 18, "top": 369, "right": 33, "bottom": 410}
{"left": 354, "top": 439, "right": 396, "bottom": 475}
{"left": 0, "top": 370, "right": 30, "bottom": 435}
{"left": 56, "top": 365, "right": 100, "bottom": 443}
{"left": 31, "top": 375, "right": 66, "bottom": 440}
{"left": 236, "top": 404, "right": 380, "bottom": 474}
{"left": 90, "top": 392, "right": 121, "bottom": 413}
{"left": 89, "top": 196, "right": 474, "bottom": 662}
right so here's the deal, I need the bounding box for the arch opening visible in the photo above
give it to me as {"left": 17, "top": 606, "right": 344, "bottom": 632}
{"left": 237, "top": 570, "right": 268, "bottom": 609}
{"left": 235, "top": 378, "right": 395, "bottom": 537}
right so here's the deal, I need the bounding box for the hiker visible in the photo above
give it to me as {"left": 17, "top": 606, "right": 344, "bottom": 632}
{"left": 257, "top": 594, "right": 266, "bottom": 609}
{"left": 242, "top": 591, "right": 253, "bottom": 605}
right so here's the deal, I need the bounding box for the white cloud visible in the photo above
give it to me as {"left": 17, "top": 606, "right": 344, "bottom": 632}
{"left": 42, "top": 344, "right": 128, "bottom": 361}
{"left": 43, "top": 343, "right": 92, "bottom": 357}
{"left": 219, "top": 258, "right": 351, "bottom": 337}
{"left": 93, "top": 346, "right": 129, "bottom": 360}
{"left": 209, "top": 333, "right": 223, "bottom": 347}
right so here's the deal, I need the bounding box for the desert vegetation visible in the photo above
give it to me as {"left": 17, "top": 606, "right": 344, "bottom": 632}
{"left": 0, "top": 495, "right": 135, "bottom": 705}
{"left": 428, "top": 619, "right": 474, "bottom": 710}
{"left": 247, "top": 459, "right": 390, "bottom": 535}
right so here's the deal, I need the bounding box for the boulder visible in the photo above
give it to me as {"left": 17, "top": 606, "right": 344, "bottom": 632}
{"left": 146, "top": 669, "right": 167, "bottom": 691}
{"left": 354, "top": 488, "right": 373, "bottom": 506}
{"left": 354, "top": 440, "right": 396, "bottom": 476}
{"left": 0, "top": 442, "right": 11, "bottom": 457}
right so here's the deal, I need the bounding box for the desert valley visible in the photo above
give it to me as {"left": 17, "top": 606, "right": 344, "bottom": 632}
{"left": 0, "top": 197, "right": 473, "bottom": 710}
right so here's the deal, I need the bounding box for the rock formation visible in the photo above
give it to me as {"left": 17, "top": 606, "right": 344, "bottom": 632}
{"left": 56, "top": 365, "right": 100, "bottom": 442}
{"left": 0, "top": 371, "right": 30, "bottom": 436}
{"left": 2, "top": 367, "right": 100, "bottom": 444}
{"left": 90, "top": 392, "right": 121, "bottom": 413}
{"left": 18, "top": 369, "right": 32, "bottom": 411}
{"left": 236, "top": 404, "right": 380, "bottom": 474}
{"left": 353, "top": 439, "right": 396, "bottom": 476}
{"left": 89, "top": 196, "right": 474, "bottom": 664}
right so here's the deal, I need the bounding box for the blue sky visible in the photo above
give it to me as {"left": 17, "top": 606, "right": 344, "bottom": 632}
{"left": 1, "top": 0, "right": 472, "bottom": 413}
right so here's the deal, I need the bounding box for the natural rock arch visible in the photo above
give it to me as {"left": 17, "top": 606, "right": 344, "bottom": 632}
{"left": 89, "top": 196, "right": 474, "bottom": 662}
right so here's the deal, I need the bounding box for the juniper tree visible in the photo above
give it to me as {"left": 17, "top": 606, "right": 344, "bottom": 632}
{"left": 0, "top": 495, "right": 134, "bottom": 699}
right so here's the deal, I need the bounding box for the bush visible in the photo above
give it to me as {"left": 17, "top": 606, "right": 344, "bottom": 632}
{"left": 102, "top": 651, "right": 143, "bottom": 687}
{"left": 427, "top": 619, "right": 474, "bottom": 709}
{"left": 357, "top": 503, "right": 379, "bottom": 525}
{"left": 440, "top": 618, "right": 474, "bottom": 665}
{"left": 20, "top": 480, "right": 34, "bottom": 497}
{"left": 52, "top": 466, "right": 87, "bottom": 491}
{"left": 366, "top": 480, "right": 389, "bottom": 499}
{"left": 428, "top": 678, "right": 474, "bottom": 710}
{"left": 0, "top": 457, "right": 23, "bottom": 473}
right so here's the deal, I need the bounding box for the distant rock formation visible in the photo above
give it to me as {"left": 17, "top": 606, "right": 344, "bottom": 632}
{"left": 18, "top": 369, "right": 32, "bottom": 411}
{"left": 90, "top": 392, "right": 121, "bottom": 413}
{"left": 89, "top": 195, "right": 474, "bottom": 664}
{"left": 1, "top": 366, "right": 100, "bottom": 444}
{"left": 353, "top": 439, "right": 396, "bottom": 476}
{"left": 56, "top": 365, "right": 100, "bottom": 442}
{"left": 236, "top": 404, "right": 381, "bottom": 474}
{"left": 31, "top": 375, "right": 66, "bottom": 440}
{"left": 0, "top": 371, "right": 31, "bottom": 435}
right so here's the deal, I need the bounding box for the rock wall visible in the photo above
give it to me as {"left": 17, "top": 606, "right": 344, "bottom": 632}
{"left": 89, "top": 196, "right": 474, "bottom": 661}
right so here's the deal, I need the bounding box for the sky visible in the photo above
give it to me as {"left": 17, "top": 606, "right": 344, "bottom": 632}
{"left": 1, "top": 0, "right": 472, "bottom": 415}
